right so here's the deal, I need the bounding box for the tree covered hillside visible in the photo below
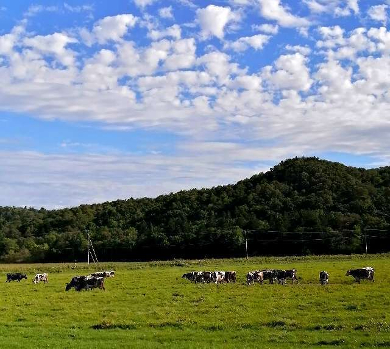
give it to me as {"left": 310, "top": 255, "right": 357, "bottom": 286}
{"left": 1, "top": 157, "right": 390, "bottom": 262}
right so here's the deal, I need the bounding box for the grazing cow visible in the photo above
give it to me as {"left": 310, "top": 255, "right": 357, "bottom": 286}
{"left": 285, "top": 269, "right": 298, "bottom": 284}
{"left": 79, "top": 276, "right": 105, "bottom": 291}
{"left": 65, "top": 275, "right": 105, "bottom": 291}
{"left": 273, "top": 270, "right": 288, "bottom": 285}
{"left": 262, "top": 270, "right": 277, "bottom": 284}
{"left": 66, "top": 276, "right": 86, "bottom": 291}
{"left": 91, "top": 271, "right": 115, "bottom": 278}
{"left": 224, "top": 271, "right": 237, "bottom": 283}
{"left": 212, "top": 271, "right": 225, "bottom": 284}
{"left": 182, "top": 272, "right": 191, "bottom": 281}
{"left": 106, "top": 270, "right": 115, "bottom": 277}
{"left": 346, "top": 267, "right": 375, "bottom": 283}
{"left": 203, "top": 271, "right": 213, "bottom": 283}
{"left": 182, "top": 272, "right": 196, "bottom": 282}
{"left": 246, "top": 271, "right": 264, "bottom": 285}
{"left": 319, "top": 271, "right": 329, "bottom": 285}
{"left": 33, "top": 273, "right": 48, "bottom": 284}
{"left": 6, "top": 273, "right": 27, "bottom": 282}
{"left": 195, "top": 271, "right": 204, "bottom": 284}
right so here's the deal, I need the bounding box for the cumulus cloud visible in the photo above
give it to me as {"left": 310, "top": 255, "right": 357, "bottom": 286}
{"left": 148, "top": 24, "right": 181, "bottom": 41}
{"left": 3, "top": 9, "right": 390, "bottom": 206}
{"left": 224, "top": 34, "right": 271, "bottom": 52}
{"left": 197, "top": 5, "right": 240, "bottom": 39}
{"left": 252, "top": 23, "right": 279, "bottom": 34}
{"left": 258, "top": 0, "right": 310, "bottom": 27}
{"left": 23, "top": 33, "right": 78, "bottom": 66}
{"left": 134, "top": 0, "right": 156, "bottom": 9}
{"left": 304, "top": 0, "right": 359, "bottom": 17}
{"left": 368, "top": 5, "right": 388, "bottom": 24}
{"left": 263, "top": 53, "right": 312, "bottom": 91}
{"left": 159, "top": 6, "right": 174, "bottom": 19}
{"left": 81, "top": 14, "right": 137, "bottom": 45}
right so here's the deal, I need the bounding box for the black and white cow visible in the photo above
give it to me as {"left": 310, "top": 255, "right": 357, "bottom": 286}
{"left": 212, "top": 271, "right": 225, "bottom": 284}
{"left": 261, "top": 269, "right": 277, "bottom": 284}
{"left": 81, "top": 276, "right": 105, "bottom": 291}
{"left": 202, "top": 271, "right": 213, "bottom": 283}
{"left": 224, "top": 271, "right": 237, "bottom": 283}
{"left": 66, "top": 276, "right": 86, "bottom": 291}
{"left": 91, "top": 271, "right": 115, "bottom": 278}
{"left": 246, "top": 271, "right": 264, "bottom": 285}
{"left": 319, "top": 271, "right": 329, "bottom": 285}
{"left": 285, "top": 269, "right": 298, "bottom": 284}
{"left": 6, "top": 273, "right": 27, "bottom": 282}
{"left": 346, "top": 267, "right": 374, "bottom": 283}
{"left": 182, "top": 272, "right": 199, "bottom": 282}
{"left": 106, "top": 270, "right": 115, "bottom": 277}
{"left": 65, "top": 275, "right": 105, "bottom": 291}
{"left": 33, "top": 273, "right": 48, "bottom": 284}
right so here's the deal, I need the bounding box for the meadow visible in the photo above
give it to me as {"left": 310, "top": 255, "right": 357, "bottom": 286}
{"left": 0, "top": 254, "right": 389, "bottom": 348}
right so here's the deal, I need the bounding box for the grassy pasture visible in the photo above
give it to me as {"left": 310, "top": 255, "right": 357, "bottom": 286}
{"left": 0, "top": 254, "right": 389, "bottom": 348}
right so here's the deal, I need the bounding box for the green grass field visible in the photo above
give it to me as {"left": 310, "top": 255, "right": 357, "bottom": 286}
{"left": 0, "top": 254, "right": 389, "bottom": 348}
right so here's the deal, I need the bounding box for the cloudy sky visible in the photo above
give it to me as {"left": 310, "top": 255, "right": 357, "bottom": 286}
{"left": 0, "top": 0, "right": 389, "bottom": 208}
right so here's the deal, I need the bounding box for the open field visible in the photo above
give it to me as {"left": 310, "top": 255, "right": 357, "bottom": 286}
{"left": 0, "top": 254, "right": 389, "bottom": 348}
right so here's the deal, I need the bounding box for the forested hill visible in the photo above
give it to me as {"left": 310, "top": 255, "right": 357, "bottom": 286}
{"left": 1, "top": 157, "right": 390, "bottom": 262}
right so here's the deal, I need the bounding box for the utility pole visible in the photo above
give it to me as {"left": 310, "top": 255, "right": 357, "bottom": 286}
{"left": 364, "top": 232, "right": 368, "bottom": 254}
{"left": 244, "top": 230, "right": 248, "bottom": 259}
{"left": 87, "top": 230, "right": 90, "bottom": 265}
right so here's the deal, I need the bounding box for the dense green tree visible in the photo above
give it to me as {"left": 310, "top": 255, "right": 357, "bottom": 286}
{"left": 1, "top": 157, "right": 390, "bottom": 261}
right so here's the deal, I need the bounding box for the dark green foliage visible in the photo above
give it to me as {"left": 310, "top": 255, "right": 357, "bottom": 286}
{"left": 1, "top": 157, "right": 390, "bottom": 262}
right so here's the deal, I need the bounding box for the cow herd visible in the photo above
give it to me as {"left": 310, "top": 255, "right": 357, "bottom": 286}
{"left": 182, "top": 271, "right": 237, "bottom": 284}
{"left": 4, "top": 270, "right": 115, "bottom": 291}
{"left": 3, "top": 266, "right": 376, "bottom": 291}
{"left": 182, "top": 267, "right": 375, "bottom": 285}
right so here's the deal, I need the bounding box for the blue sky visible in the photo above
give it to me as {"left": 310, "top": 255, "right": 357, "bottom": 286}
{"left": 0, "top": 0, "right": 389, "bottom": 208}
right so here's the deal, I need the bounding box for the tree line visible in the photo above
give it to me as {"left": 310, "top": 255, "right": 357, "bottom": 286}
{"left": 1, "top": 157, "right": 390, "bottom": 262}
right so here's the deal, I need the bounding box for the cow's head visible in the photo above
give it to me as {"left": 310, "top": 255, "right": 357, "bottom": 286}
{"left": 22, "top": 274, "right": 27, "bottom": 279}
{"left": 346, "top": 270, "right": 351, "bottom": 276}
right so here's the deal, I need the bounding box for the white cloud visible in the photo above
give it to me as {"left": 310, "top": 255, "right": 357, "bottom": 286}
{"left": 368, "top": 5, "right": 388, "bottom": 24}
{"left": 159, "top": 6, "right": 174, "bottom": 19}
{"left": 335, "top": 0, "right": 359, "bottom": 17}
{"left": 23, "top": 33, "right": 78, "bottom": 66}
{"left": 197, "top": 5, "right": 240, "bottom": 39}
{"left": 303, "top": 0, "right": 329, "bottom": 13}
{"left": 148, "top": 24, "right": 181, "bottom": 41}
{"left": 3, "top": 19, "right": 390, "bottom": 209}
{"left": 134, "top": 0, "right": 156, "bottom": 9}
{"left": 368, "top": 27, "right": 390, "bottom": 53}
{"left": 224, "top": 34, "right": 271, "bottom": 52}
{"left": 24, "top": 5, "right": 58, "bottom": 17}
{"left": 258, "top": 0, "right": 310, "bottom": 27}
{"left": 64, "top": 3, "right": 93, "bottom": 13}
{"left": 163, "top": 38, "right": 197, "bottom": 71}
{"left": 0, "top": 24, "right": 25, "bottom": 55}
{"left": 285, "top": 44, "right": 311, "bottom": 55}
{"left": 229, "top": 0, "right": 253, "bottom": 5}
{"left": 304, "top": 0, "right": 359, "bottom": 17}
{"left": 263, "top": 53, "right": 312, "bottom": 91}
{"left": 252, "top": 23, "right": 279, "bottom": 34}
{"left": 82, "top": 14, "right": 138, "bottom": 45}
{"left": 0, "top": 149, "right": 270, "bottom": 208}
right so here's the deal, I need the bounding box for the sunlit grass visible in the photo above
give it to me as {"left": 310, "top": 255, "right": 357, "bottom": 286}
{"left": 0, "top": 254, "right": 389, "bottom": 348}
